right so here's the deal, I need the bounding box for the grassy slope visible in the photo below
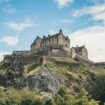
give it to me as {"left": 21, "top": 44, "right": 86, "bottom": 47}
{"left": 24, "top": 61, "right": 97, "bottom": 94}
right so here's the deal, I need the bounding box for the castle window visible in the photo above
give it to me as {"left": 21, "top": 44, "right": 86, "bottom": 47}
{"left": 65, "top": 44, "right": 67, "bottom": 47}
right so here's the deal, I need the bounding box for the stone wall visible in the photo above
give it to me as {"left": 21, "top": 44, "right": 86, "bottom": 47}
{"left": 33, "top": 44, "right": 71, "bottom": 58}
{"left": 13, "top": 51, "right": 30, "bottom": 55}
{"left": 73, "top": 55, "right": 94, "bottom": 66}
{"left": 93, "top": 62, "right": 105, "bottom": 70}
{"left": 4, "top": 55, "right": 43, "bottom": 65}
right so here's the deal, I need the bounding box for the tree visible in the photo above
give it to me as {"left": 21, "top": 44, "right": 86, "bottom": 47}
{"left": 92, "top": 74, "right": 105, "bottom": 105}
{"left": 0, "top": 88, "right": 7, "bottom": 105}
{"left": 52, "top": 86, "right": 98, "bottom": 105}
{"left": 54, "top": 86, "right": 75, "bottom": 105}
{"left": 74, "top": 89, "right": 98, "bottom": 105}
{"left": 6, "top": 88, "right": 21, "bottom": 105}
{"left": 19, "top": 88, "right": 44, "bottom": 105}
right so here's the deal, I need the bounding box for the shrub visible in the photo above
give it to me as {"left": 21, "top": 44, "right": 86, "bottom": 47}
{"left": 6, "top": 89, "right": 21, "bottom": 105}
{"left": 0, "top": 86, "right": 98, "bottom": 105}
{"left": 92, "top": 73, "right": 105, "bottom": 105}
{"left": 19, "top": 88, "right": 44, "bottom": 105}
{"left": 27, "top": 64, "right": 39, "bottom": 73}
{"left": 49, "top": 86, "right": 99, "bottom": 105}
{"left": 0, "top": 89, "right": 7, "bottom": 105}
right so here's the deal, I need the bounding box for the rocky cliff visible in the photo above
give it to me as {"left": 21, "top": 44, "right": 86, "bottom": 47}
{"left": 0, "top": 59, "right": 97, "bottom": 96}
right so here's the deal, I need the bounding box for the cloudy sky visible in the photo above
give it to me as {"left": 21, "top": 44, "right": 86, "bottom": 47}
{"left": 0, "top": 0, "right": 105, "bottom": 62}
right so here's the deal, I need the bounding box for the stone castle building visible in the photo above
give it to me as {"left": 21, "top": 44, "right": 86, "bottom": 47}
{"left": 4, "top": 30, "right": 88, "bottom": 65}
{"left": 31, "top": 29, "right": 70, "bottom": 51}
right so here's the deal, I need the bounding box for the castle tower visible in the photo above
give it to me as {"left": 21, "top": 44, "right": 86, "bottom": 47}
{"left": 57, "top": 29, "right": 70, "bottom": 48}
{"left": 31, "top": 36, "right": 43, "bottom": 51}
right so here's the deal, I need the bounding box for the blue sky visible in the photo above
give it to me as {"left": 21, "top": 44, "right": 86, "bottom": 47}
{"left": 0, "top": 0, "right": 105, "bottom": 62}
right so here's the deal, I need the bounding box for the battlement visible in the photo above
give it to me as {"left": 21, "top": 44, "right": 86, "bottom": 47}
{"left": 13, "top": 51, "right": 30, "bottom": 55}
{"left": 95, "top": 62, "right": 105, "bottom": 65}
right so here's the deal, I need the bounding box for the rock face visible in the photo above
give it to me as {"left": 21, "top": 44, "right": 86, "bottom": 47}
{"left": 23, "top": 63, "right": 95, "bottom": 95}
{"left": 0, "top": 60, "right": 96, "bottom": 96}
{"left": 5, "top": 64, "right": 24, "bottom": 88}
{"left": 25, "top": 66, "right": 65, "bottom": 95}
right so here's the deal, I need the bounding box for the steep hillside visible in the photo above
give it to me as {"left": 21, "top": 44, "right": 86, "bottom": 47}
{"left": 1, "top": 60, "right": 103, "bottom": 105}
{"left": 23, "top": 62, "right": 96, "bottom": 95}
{"left": 0, "top": 59, "right": 98, "bottom": 96}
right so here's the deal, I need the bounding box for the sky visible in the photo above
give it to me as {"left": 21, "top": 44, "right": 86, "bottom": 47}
{"left": 0, "top": 0, "right": 105, "bottom": 62}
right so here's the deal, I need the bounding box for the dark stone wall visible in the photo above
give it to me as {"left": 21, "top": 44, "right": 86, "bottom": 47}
{"left": 4, "top": 55, "right": 43, "bottom": 65}
{"left": 93, "top": 62, "right": 105, "bottom": 70}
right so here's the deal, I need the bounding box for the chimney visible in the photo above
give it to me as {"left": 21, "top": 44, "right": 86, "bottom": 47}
{"left": 76, "top": 45, "right": 78, "bottom": 48}
{"left": 48, "top": 34, "right": 50, "bottom": 37}
{"left": 59, "top": 29, "right": 63, "bottom": 34}
{"left": 43, "top": 36, "right": 46, "bottom": 39}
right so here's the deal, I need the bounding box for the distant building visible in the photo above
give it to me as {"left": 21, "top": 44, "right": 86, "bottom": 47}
{"left": 71, "top": 45, "right": 88, "bottom": 59}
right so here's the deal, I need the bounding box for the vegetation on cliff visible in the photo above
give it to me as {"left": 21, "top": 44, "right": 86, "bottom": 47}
{"left": 0, "top": 60, "right": 105, "bottom": 105}
{"left": 91, "top": 73, "right": 105, "bottom": 105}
{"left": 0, "top": 86, "right": 98, "bottom": 105}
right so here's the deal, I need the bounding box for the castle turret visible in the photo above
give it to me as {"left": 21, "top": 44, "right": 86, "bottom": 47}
{"left": 59, "top": 29, "right": 63, "bottom": 34}
{"left": 31, "top": 36, "right": 43, "bottom": 51}
{"left": 71, "top": 45, "right": 88, "bottom": 59}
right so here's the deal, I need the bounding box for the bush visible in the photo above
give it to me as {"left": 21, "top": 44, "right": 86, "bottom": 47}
{"left": 46, "top": 86, "right": 99, "bottom": 105}
{"left": 0, "top": 88, "right": 21, "bottom": 105}
{"left": 0, "top": 88, "right": 44, "bottom": 105}
{"left": 74, "top": 89, "right": 98, "bottom": 105}
{"left": 0, "top": 87, "right": 98, "bottom": 105}
{"left": 0, "top": 89, "right": 7, "bottom": 105}
{"left": 6, "top": 89, "right": 21, "bottom": 105}
{"left": 19, "top": 88, "right": 44, "bottom": 105}
{"left": 27, "top": 64, "right": 39, "bottom": 73}
{"left": 92, "top": 73, "right": 105, "bottom": 105}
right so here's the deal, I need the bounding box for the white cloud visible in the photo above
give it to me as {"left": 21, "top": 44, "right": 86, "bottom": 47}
{"left": 5, "top": 18, "right": 38, "bottom": 31}
{"left": 59, "top": 19, "right": 72, "bottom": 23}
{"left": 6, "top": 22, "right": 33, "bottom": 31}
{"left": 70, "top": 25, "right": 105, "bottom": 62}
{"left": 55, "top": 0, "right": 73, "bottom": 8}
{"left": 0, "top": 51, "right": 10, "bottom": 62}
{"left": 90, "top": 0, "right": 105, "bottom": 5}
{"left": 72, "top": 5, "right": 105, "bottom": 22}
{"left": 1, "top": 4, "right": 15, "bottom": 13}
{"left": 0, "top": 36, "right": 18, "bottom": 46}
{"left": 71, "top": 8, "right": 87, "bottom": 17}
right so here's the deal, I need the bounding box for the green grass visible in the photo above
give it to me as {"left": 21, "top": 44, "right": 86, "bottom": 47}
{"left": 45, "top": 62, "right": 55, "bottom": 68}
{"left": 27, "top": 64, "right": 39, "bottom": 73}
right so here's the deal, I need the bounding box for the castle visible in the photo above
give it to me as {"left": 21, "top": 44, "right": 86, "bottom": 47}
{"left": 4, "top": 30, "right": 89, "bottom": 65}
